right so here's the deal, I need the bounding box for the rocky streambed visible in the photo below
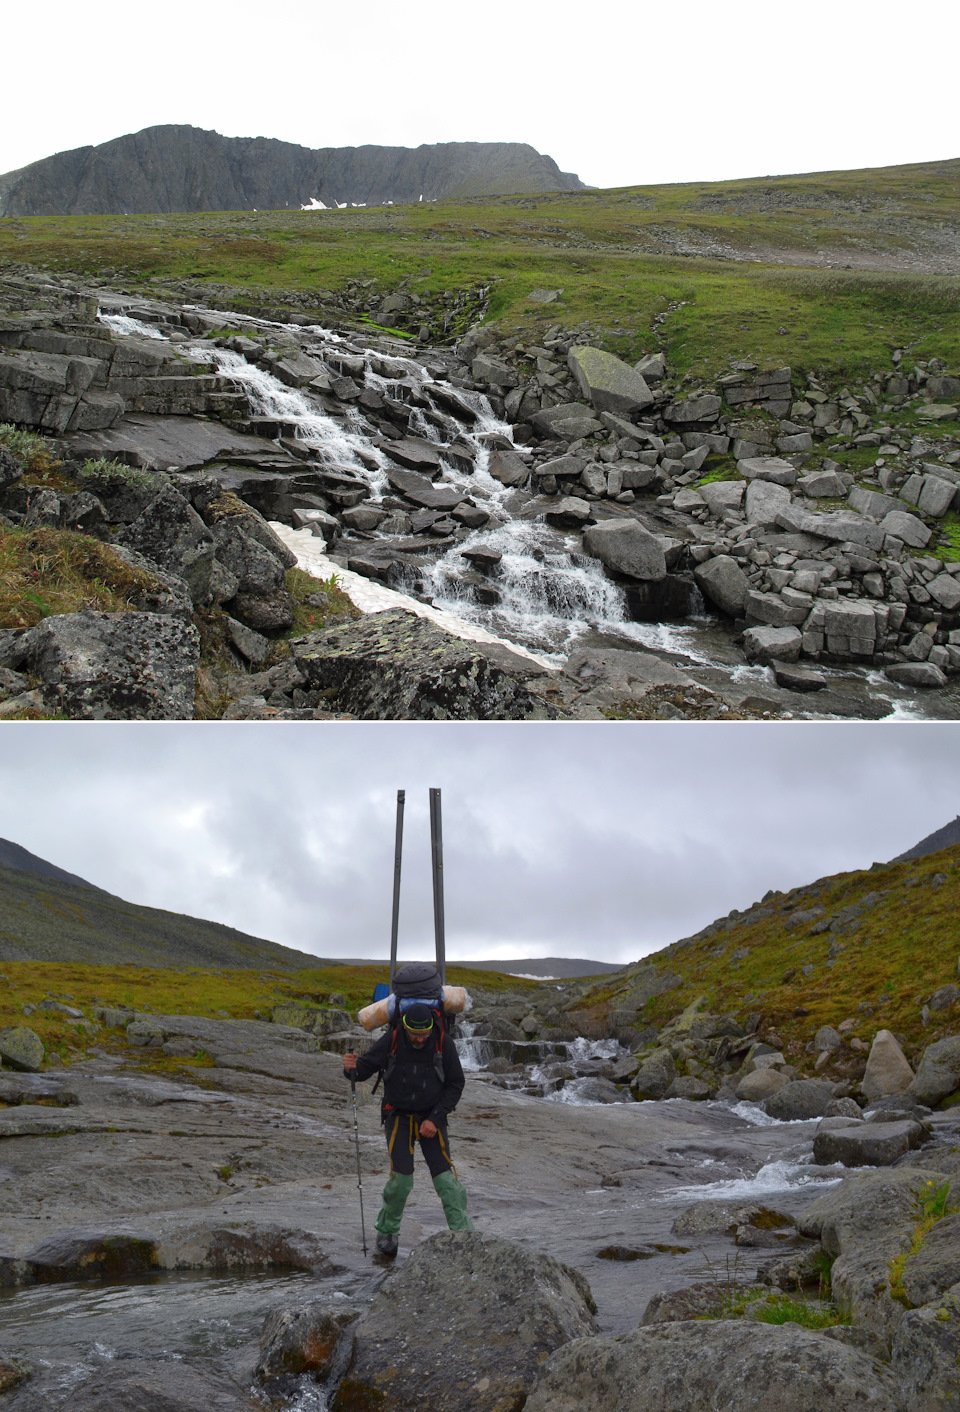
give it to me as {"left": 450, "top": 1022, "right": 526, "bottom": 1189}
{"left": 2, "top": 1008, "right": 960, "bottom": 1408}
{"left": 2, "top": 268, "right": 960, "bottom": 719}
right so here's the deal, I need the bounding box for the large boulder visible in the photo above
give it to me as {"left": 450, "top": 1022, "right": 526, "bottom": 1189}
{"left": 524, "top": 1321, "right": 896, "bottom": 1412}
{"left": 694, "top": 555, "right": 749, "bottom": 616}
{"left": 119, "top": 484, "right": 215, "bottom": 604}
{"left": 799, "top": 1167, "right": 950, "bottom": 1341}
{"left": 331, "top": 1232, "right": 597, "bottom": 1412}
{"left": 813, "top": 1118, "right": 927, "bottom": 1168}
{"left": 862, "top": 1030, "right": 914, "bottom": 1101}
{"left": 486, "top": 448, "right": 529, "bottom": 488}
{"left": 291, "top": 609, "right": 549, "bottom": 721}
{"left": 567, "top": 347, "right": 654, "bottom": 416}
{"left": 909, "top": 1036, "right": 960, "bottom": 1107}
{"left": 742, "top": 625, "right": 802, "bottom": 665}
{"left": 0, "top": 1027, "right": 44, "bottom": 1072}
{"left": 17, "top": 611, "right": 200, "bottom": 720}
{"left": 631, "top": 1048, "right": 677, "bottom": 1100}
{"left": 892, "top": 1289, "right": 960, "bottom": 1412}
{"left": 764, "top": 1078, "right": 837, "bottom": 1120}
{"left": 211, "top": 519, "right": 287, "bottom": 596}
{"left": 582, "top": 519, "right": 666, "bottom": 581}
{"left": 745, "top": 480, "right": 792, "bottom": 528}
{"left": 736, "top": 1068, "right": 788, "bottom": 1102}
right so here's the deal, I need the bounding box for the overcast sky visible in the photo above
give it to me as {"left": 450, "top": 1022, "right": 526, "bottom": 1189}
{"left": 3, "top": 1, "right": 957, "bottom": 190}
{"left": 0, "top": 723, "right": 955, "bottom": 967}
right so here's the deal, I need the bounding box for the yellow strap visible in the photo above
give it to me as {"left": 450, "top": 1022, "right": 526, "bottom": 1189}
{"left": 436, "top": 1126, "right": 459, "bottom": 1181}
{"left": 387, "top": 1114, "right": 401, "bottom": 1174}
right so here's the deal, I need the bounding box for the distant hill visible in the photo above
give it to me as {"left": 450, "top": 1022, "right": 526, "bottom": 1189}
{"left": 0, "top": 860, "right": 331, "bottom": 969}
{"left": 893, "top": 816, "right": 960, "bottom": 862}
{"left": 334, "top": 957, "right": 623, "bottom": 978}
{"left": 0, "top": 838, "right": 106, "bottom": 893}
{"left": 0, "top": 125, "right": 584, "bottom": 217}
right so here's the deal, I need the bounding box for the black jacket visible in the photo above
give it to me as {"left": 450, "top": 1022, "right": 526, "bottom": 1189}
{"left": 345, "top": 1024, "right": 465, "bottom": 1123}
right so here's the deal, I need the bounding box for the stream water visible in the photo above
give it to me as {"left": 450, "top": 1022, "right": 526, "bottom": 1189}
{"left": 95, "top": 310, "right": 773, "bottom": 676}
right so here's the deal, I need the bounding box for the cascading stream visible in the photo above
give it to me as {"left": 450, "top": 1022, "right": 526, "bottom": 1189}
{"left": 93, "top": 309, "right": 741, "bottom": 667}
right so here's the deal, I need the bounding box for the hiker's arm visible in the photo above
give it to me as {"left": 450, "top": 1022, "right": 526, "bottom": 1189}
{"left": 345, "top": 1033, "right": 388, "bottom": 1082}
{"left": 428, "top": 1036, "right": 466, "bottom": 1123}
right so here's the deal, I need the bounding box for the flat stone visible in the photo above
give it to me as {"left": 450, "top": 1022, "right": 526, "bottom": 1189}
{"left": 384, "top": 467, "right": 462, "bottom": 510}
{"left": 772, "top": 661, "right": 827, "bottom": 691}
{"left": 742, "top": 625, "right": 802, "bottom": 664}
{"left": 813, "top": 1118, "right": 926, "bottom": 1168}
{"left": 698, "top": 480, "right": 744, "bottom": 516}
{"left": 545, "top": 496, "right": 593, "bottom": 528}
{"left": 737, "top": 457, "right": 798, "bottom": 486}
{"left": 531, "top": 403, "right": 605, "bottom": 440}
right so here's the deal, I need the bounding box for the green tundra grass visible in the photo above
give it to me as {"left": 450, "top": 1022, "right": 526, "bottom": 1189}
{"left": 3, "top": 156, "right": 960, "bottom": 379}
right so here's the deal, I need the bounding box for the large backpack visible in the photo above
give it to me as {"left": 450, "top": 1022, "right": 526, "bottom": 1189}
{"left": 374, "top": 963, "right": 447, "bottom": 1102}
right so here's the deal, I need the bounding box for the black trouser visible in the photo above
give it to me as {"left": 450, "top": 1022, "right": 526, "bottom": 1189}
{"left": 384, "top": 1110, "right": 454, "bottom": 1177}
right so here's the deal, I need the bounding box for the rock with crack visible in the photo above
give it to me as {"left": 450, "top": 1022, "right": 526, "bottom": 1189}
{"left": 291, "top": 609, "right": 552, "bottom": 720}
{"left": 331, "top": 1231, "right": 597, "bottom": 1412}
{"left": 567, "top": 346, "right": 654, "bottom": 416}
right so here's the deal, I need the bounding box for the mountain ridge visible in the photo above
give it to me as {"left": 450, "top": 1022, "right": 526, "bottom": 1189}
{"left": 0, "top": 125, "right": 585, "bottom": 218}
{"left": 0, "top": 838, "right": 106, "bottom": 894}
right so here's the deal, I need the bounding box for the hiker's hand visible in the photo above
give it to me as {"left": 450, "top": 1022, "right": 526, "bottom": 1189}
{"left": 420, "top": 1119, "right": 438, "bottom": 1139}
{"left": 344, "top": 1052, "right": 358, "bottom": 1073}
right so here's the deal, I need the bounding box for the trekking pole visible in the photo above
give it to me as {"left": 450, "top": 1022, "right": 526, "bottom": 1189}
{"left": 348, "top": 1066, "right": 368, "bottom": 1256}
{"left": 389, "top": 790, "right": 405, "bottom": 993}
{"left": 429, "top": 788, "right": 446, "bottom": 986}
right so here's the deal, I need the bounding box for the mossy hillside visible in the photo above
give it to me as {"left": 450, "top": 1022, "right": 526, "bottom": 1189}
{"left": 568, "top": 843, "right": 960, "bottom": 1077}
{"left": 0, "top": 960, "right": 538, "bottom": 1069}
{"left": 4, "top": 154, "right": 960, "bottom": 380}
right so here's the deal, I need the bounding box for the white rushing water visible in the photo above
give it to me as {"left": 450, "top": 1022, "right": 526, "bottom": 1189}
{"left": 94, "top": 308, "right": 713, "bottom": 665}
{"left": 655, "top": 1156, "right": 847, "bottom": 1203}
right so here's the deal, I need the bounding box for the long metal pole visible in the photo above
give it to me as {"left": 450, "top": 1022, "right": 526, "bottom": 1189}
{"left": 429, "top": 788, "right": 446, "bottom": 986}
{"left": 350, "top": 1076, "right": 368, "bottom": 1256}
{"left": 389, "top": 790, "right": 405, "bottom": 991}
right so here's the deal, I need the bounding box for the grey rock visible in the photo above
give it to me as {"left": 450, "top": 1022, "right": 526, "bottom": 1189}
{"left": 567, "top": 346, "right": 654, "bottom": 416}
{"left": 813, "top": 1118, "right": 927, "bottom": 1168}
{"left": 0, "top": 1026, "right": 44, "bottom": 1072}
{"left": 744, "top": 591, "right": 808, "bottom": 628}
{"left": 524, "top": 1320, "right": 895, "bottom": 1412}
{"left": 899, "top": 1216, "right": 960, "bottom": 1309}
{"left": 815, "top": 1025, "right": 842, "bottom": 1052}
{"left": 764, "top": 1078, "right": 837, "bottom": 1120}
{"left": 384, "top": 466, "right": 461, "bottom": 510}
{"left": 745, "top": 479, "right": 792, "bottom": 527}
{"left": 530, "top": 402, "right": 605, "bottom": 440}
{"left": 292, "top": 609, "right": 548, "bottom": 721}
{"left": 909, "top": 1036, "right": 960, "bottom": 1107}
{"left": 663, "top": 395, "right": 722, "bottom": 427}
{"left": 119, "top": 484, "right": 214, "bottom": 605}
{"left": 772, "top": 662, "right": 826, "bottom": 691}
{"left": 879, "top": 510, "right": 932, "bottom": 549}
{"left": 698, "top": 480, "right": 745, "bottom": 516}
{"left": 631, "top": 1048, "right": 676, "bottom": 1100}
{"left": 742, "top": 625, "right": 802, "bottom": 664}
{"left": 799, "top": 470, "right": 847, "bottom": 498}
{"left": 486, "top": 448, "right": 529, "bottom": 488}
{"left": 885, "top": 662, "right": 947, "bottom": 689}
{"left": 231, "top": 589, "right": 295, "bottom": 634}
{"left": 62, "top": 1359, "right": 258, "bottom": 1410}
{"left": 582, "top": 519, "right": 666, "bottom": 581}
{"left": 381, "top": 439, "right": 443, "bottom": 475}
{"left": 736, "top": 1068, "right": 788, "bottom": 1102}
{"left": 737, "top": 456, "right": 798, "bottom": 486}
{"left": 694, "top": 555, "right": 749, "bottom": 616}
{"left": 930, "top": 985, "right": 960, "bottom": 1012}
{"left": 635, "top": 352, "right": 666, "bottom": 382}
{"left": 927, "top": 573, "right": 960, "bottom": 611}
{"left": 862, "top": 1030, "right": 914, "bottom": 1102}
{"left": 337, "top": 1231, "right": 596, "bottom": 1412}
{"left": 18, "top": 611, "right": 200, "bottom": 720}
{"left": 892, "top": 1287, "right": 960, "bottom": 1412}
{"left": 544, "top": 496, "right": 593, "bottom": 527}
{"left": 472, "top": 353, "right": 518, "bottom": 388}
{"left": 224, "top": 618, "right": 272, "bottom": 666}
{"left": 256, "top": 1303, "right": 356, "bottom": 1384}
{"left": 0, "top": 446, "right": 24, "bottom": 491}
{"left": 106, "top": 545, "right": 193, "bottom": 618}
{"left": 663, "top": 1076, "right": 711, "bottom": 1101}
{"left": 212, "top": 519, "right": 286, "bottom": 596}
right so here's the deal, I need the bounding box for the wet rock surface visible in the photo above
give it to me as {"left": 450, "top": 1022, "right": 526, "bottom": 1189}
{"left": 2, "top": 1012, "right": 960, "bottom": 1409}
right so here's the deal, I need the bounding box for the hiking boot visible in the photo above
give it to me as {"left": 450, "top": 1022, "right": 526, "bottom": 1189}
{"left": 375, "top": 1232, "right": 398, "bottom": 1257}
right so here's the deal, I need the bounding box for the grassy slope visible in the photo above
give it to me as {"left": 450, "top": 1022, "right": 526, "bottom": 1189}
{"left": 3, "top": 156, "right": 960, "bottom": 379}
{"left": 569, "top": 842, "right": 960, "bottom": 1077}
{"left": 0, "top": 960, "right": 537, "bottom": 1068}
{"left": 0, "top": 862, "right": 331, "bottom": 969}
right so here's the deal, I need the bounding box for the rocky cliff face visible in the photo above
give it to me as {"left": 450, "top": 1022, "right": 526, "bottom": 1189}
{"left": 0, "top": 125, "right": 584, "bottom": 216}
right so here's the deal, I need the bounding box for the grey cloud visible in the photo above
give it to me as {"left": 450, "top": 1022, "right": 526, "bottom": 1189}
{"left": 0, "top": 722, "right": 957, "bottom": 966}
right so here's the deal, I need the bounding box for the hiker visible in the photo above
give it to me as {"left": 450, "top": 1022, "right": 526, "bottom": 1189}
{"left": 344, "top": 1001, "right": 475, "bottom": 1257}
